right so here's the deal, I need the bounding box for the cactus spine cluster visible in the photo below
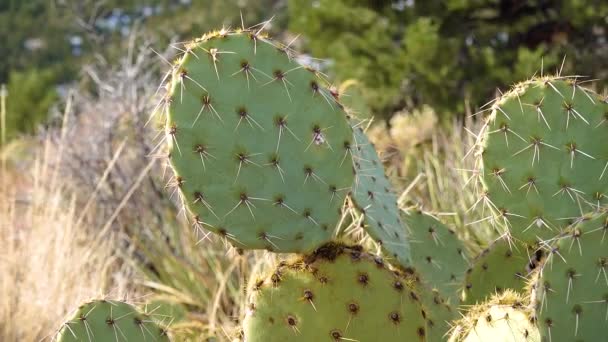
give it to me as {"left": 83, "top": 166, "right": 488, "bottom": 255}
{"left": 54, "top": 24, "right": 608, "bottom": 342}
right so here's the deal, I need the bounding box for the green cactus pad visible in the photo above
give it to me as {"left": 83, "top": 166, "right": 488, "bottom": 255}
{"left": 403, "top": 268, "right": 457, "bottom": 342}
{"left": 243, "top": 243, "right": 426, "bottom": 341}
{"left": 349, "top": 122, "right": 411, "bottom": 267}
{"left": 56, "top": 299, "right": 170, "bottom": 342}
{"left": 449, "top": 291, "right": 540, "bottom": 342}
{"left": 478, "top": 76, "right": 608, "bottom": 242}
{"left": 421, "top": 288, "right": 456, "bottom": 342}
{"left": 403, "top": 210, "right": 469, "bottom": 303}
{"left": 164, "top": 30, "right": 354, "bottom": 252}
{"left": 534, "top": 212, "right": 608, "bottom": 341}
{"left": 462, "top": 235, "right": 544, "bottom": 306}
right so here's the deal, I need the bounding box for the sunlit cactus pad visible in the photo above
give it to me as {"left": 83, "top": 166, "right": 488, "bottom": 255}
{"left": 243, "top": 243, "right": 426, "bottom": 341}
{"left": 164, "top": 30, "right": 354, "bottom": 252}
{"left": 56, "top": 299, "right": 169, "bottom": 342}
{"left": 478, "top": 76, "right": 608, "bottom": 242}
{"left": 449, "top": 290, "right": 540, "bottom": 342}
{"left": 533, "top": 211, "right": 608, "bottom": 341}
{"left": 462, "top": 235, "right": 543, "bottom": 306}
{"left": 403, "top": 209, "right": 469, "bottom": 303}
{"left": 350, "top": 121, "right": 411, "bottom": 267}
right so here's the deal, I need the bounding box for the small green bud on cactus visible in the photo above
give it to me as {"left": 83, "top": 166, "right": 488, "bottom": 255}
{"left": 243, "top": 243, "right": 426, "bottom": 341}
{"left": 164, "top": 30, "right": 354, "bottom": 252}
{"left": 56, "top": 299, "right": 170, "bottom": 342}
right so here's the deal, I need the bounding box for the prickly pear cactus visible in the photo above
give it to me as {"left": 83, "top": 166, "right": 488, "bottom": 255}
{"left": 164, "top": 30, "right": 354, "bottom": 252}
{"left": 56, "top": 299, "right": 170, "bottom": 342}
{"left": 477, "top": 76, "right": 608, "bottom": 242}
{"left": 403, "top": 209, "right": 469, "bottom": 303}
{"left": 533, "top": 211, "right": 608, "bottom": 341}
{"left": 421, "top": 288, "right": 456, "bottom": 342}
{"left": 402, "top": 267, "right": 457, "bottom": 342}
{"left": 350, "top": 121, "right": 411, "bottom": 267}
{"left": 449, "top": 290, "right": 540, "bottom": 342}
{"left": 243, "top": 243, "right": 426, "bottom": 341}
{"left": 462, "top": 235, "right": 543, "bottom": 305}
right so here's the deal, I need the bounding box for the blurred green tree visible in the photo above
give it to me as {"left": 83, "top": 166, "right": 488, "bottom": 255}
{"left": 0, "top": 0, "right": 76, "bottom": 83}
{"left": 0, "top": 0, "right": 287, "bottom": 140}
{"left": 289, "top": 0, "right": 608, "bottom": 118}
{"left": 5, "top": 68, "right": 58, "bottom": 140}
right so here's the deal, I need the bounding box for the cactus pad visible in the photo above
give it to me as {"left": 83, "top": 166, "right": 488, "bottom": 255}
{"left": 403, "top": 210, "right": 469, "bottom": 303}
{"left": 403, "top": 268, "right": 457, "bottom": 342}
{"left": 450, "top": 291, "right": 539, "bottom": 342}
{"left": 462, "top": 235, "right": 543, "bottom": 305}
{"left": 350, "top": 122, "right": 411, "bottom": 267}
{"left": 421, "top": 288, "right": 456, "bottom": 342}
{"left": 243, "top": 243, "right": 426, "bottom": 341}
{"left": 534, "top": 212, "right": 608, "bottom": 341}
{"left": 477, "top": 76, "right": 608, "bottom": 242}
{"left": 164, "top": 30, "right": 354, "bottom": 252}
{"left": 56, "top": 299, "right": 170, "bottom": 342}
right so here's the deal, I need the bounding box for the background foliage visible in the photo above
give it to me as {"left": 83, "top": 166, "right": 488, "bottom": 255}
{"left": 3, "top": 0, "right": 608, "bottom": 136}
{"left": 0, "top": 0, "right": 287, "bottom": 140}
{"left": 290, "top": 0, "right": 608, "bottom": 117}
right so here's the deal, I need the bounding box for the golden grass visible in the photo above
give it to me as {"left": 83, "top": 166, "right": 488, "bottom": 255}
{"left": 0, "top": 99, "right": 134, "bottom": 341}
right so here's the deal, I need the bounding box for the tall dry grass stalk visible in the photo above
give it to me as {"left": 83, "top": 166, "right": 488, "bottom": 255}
{"left": 0, "top": 97, "right": 134, "bottom": 341}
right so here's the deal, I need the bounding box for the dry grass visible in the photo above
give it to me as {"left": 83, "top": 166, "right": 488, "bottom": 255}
{"left": 0, "top": 112, "right": 134, "bottom": 341}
